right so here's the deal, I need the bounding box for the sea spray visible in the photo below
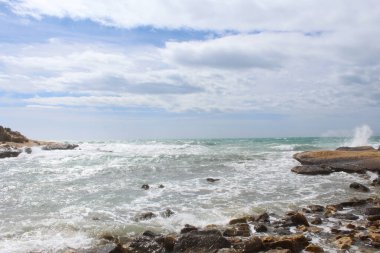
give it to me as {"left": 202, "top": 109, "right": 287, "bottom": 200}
{"left": 349, "top": 125, "right": 373, "bottom": 146}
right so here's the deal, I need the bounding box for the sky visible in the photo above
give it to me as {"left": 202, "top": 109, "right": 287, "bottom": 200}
{"left": 0, "top": 0, "right": 379, "bottom": 140}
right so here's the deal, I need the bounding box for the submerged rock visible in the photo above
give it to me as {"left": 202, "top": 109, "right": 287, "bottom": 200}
{"left": 336, "top": 146, "right": 375, "bottom": 151}
{"left": 24, "top": 147, "right": 32, "bottom": 154}
{"left": 206, "top": 178, "right": 220, "bottom": 183}
{"left": 291, "top": 165, "right": 332, "bottom": 175}
{"left": 135, "top": 212, "right": 157, "bottom": 221}
{"left": 349, "top": 182, "right": 370, "bottom": 192}
{"left": 141, "top": 184, "right": 150, "bottom": 190}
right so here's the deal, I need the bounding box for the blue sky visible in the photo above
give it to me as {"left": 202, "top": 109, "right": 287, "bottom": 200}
{"left": 0, "top": 0, "right": 379, "bottom": 140}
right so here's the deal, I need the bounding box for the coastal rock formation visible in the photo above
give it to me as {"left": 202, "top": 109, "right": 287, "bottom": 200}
{"left": 0, "top": 145, "right": 22, "bottom": 158}
{"left": 292, "top": 147, "right": 380, "bottom": 174}
{"left": 41, "top": 143, "right": 79, "bottom": 150}
{"left": 0, "top": 126, "right": 28, "bottom": 143}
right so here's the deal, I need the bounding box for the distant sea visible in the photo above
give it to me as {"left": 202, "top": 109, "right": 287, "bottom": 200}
{"left": 1, "top": 136, "right": 380, "bottom": 252}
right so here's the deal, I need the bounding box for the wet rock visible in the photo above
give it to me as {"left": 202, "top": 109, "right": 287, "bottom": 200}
{"left": 42, "top": 143, "right": 79, "bottom": 150}
{"left": 265, "top": 250, "right": 291, "bottom": 253}
{"left": 310, "top": 217, "right": 322, "bottom": 225}
{"left": 370, "top": 232, "right": 380, "bottom": 243}
{"left": 173, "top": 229, "right": 231, "bottom": 252}
{"left": 304, "top": 244, "right": 324, "bottom": 252}
{"left": 367, "top": 215, "right": 380, "bottom": 221}
{"left": 243, "top": 236, "right": 264, "bottom": 252}
{"left": 158, "top": 184, "right": 165, "bottom": 188}
{"left": 229, "top": 217, "right": 247, "bottom": 225}
{"left": 336, "top": 146, "right": 375, "bottom": 151}
{"left": 371, "top": 177, "right": 380, "bottom": 186}
{"left": 223, "top": 223, "right": 250, "bottom": 237}
{"left": 262, "top": 234, "right": 309, "bottom": 253}
{"left": 285, "top": 212, "right": 309, "bottom": 227}
{"left": 272, "top": 227, "right": 292, "bottom": 235}
{"left": 155, "top": 235, "right": 176, "bottom": 252}
{"left": 349, "top": 182, "right": 370, "bottom": 192}
{"left": 217, "top": 249, "right": 238, "bottom": 253}
{"left": 308, "top": 205, "right": 324, "bottom": 212}
{"left": 206, "top": 178, "right": 220, "bottom": 182}
{"left": 291, "top": 165, "right": 332, "bottom": 175}
{"left": 24, "top": 147, "right": 32, "bottom": 154}
{"left": 254, "top": 223, "right": 268, "bottom": 232}
{"left": 334, "top": 236, "right": 353, "bottom": 250}
{"left": 109, "top": 244, "right": 127, "bottom": 253}
{"left": 256, "top": 212, "right": 270, "bottom": 223}
{"left": 0, "top": 146, "right": 22, "bottom": 158}
{"left": 326, "top": 204, "right": 343, "bottom": 212}
{"left": 332, "top": 213, "right": 359, "bottom": 220}
{"left": 339, "top": 198, "right": 367, "bottom": 207}
{"left": 135, "top": 212, "right": 157, "bottom": 221}
{"left": 365, "top": 207, "right": 380, "bottom": 216}
{"left": 141, "top": 184, "right": 150, "bottom": 190}
{"left": 126, "top": 236, "right": 165, "bottom": 253}
{"left": 180, "top": 224, "right": 198, "bottom": 234}
{"left": 161, "top": 208, "right": 175, "bottom": 218}
{"left": 142, "top": 230, "right": 160, "bottom": 238}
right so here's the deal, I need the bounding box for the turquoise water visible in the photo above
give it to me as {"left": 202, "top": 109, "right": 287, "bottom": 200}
{"left": 0, "top": 137, "right": 379, "bottom": 252}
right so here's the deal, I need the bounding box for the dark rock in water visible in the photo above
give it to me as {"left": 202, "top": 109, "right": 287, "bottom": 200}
{"left": 0, "top": 145, "right": 22, "bottom": 159}
{"left": 310, "top": 217, "right": 322, "bottom": 225}
{"left": 262, "top": 234, "right": 309, "bottom": 253}
{"left": 173, "top": 229, "right": 231, "bottom": 252}
{"left": 243, "top": 236, "right": 264, "bottom": 252}
{"left": 367, "top": 215, "right": 380, "bottom": 221}
{"left": 141, "top": 184, "right": 150, "bottom": 190}
{"left": 332, "top": 213, "right": 359, "bottom": 220}
{"left": 142, "top": 230, "right": 160, "bottom": 238}
{"left": 161, "top": 208, "right": 175, "bottom": 218}
{"left": 339, "top": 198, "right": 367, "bottom": 207}
{"left": 308, "top": 205, "right": 324, "bottom": 212}
{"left": 24, "top": 147, "right": 32, "bottom": 154}
{"left": 371, "top": 177, "right": 380, "bottom": 186}
{"left": 292, "top": 213, "right": 309, "bottom": 227}
{"left": 255, "top": 223, "right": 268, "bottom": 232}
{"left": 229, "top": 217, "right": 247, "bottom": 225}
{"left": 256, "top": 212, "right": 270, "bottom": 223}
{"left": 135, "top": 212, "right": 157, "bottom": 221}
{"left": 109, "top": 244, "right": 127, "bottom": 253}
{"left": 304, "top": 244, "right": 324, "bottom": 253}
{"left": 126, "top": 236, "right": 165, "bottom": 253}
{"left": 365, "top": 207, "right": 380, "bottom": 216}
{"left": 180, "top": 224, "right": 198, "bottom": 234}
{"left": 158, "top": 184, "right": 165, "bottom": 188}
{"left": 273, "top": 227, "right": 292, "bottom": 235}
{"left": 349, "top": 182, "right": 370, "bottom": 192}
{"left": 42, "top": 143, "right": 78, "bottom": 150}
{"left": 206, "top": 178, "right": 220, "bottom": 182}
{"left": 155, "top": 235, "right": 176, "bottom": 252}
{"left": 291, "top": 165, "right": 332, "bottom": 175}
{"left": 223, "top": 223, "right": 250, "bottom": 237}
{"left": 336, "top": 146, "right": 375, "bottom": 151}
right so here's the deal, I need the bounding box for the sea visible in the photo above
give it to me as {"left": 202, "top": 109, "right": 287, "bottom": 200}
{"left": 1, "top": 135, "right": 380, "bottom": 252}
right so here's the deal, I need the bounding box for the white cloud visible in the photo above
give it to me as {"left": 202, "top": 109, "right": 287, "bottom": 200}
{"left": 3, "top": 0, "right": 380, "bottom": 32}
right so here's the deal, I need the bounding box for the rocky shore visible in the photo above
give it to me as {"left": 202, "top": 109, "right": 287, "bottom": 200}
{"left": 0, "top": 125, "right": 78, "bottom": 158}
{"left": 66, "top": 145, "right": 379, "bottom": 253}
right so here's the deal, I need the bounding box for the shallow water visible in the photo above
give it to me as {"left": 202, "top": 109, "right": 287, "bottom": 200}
{"left": 0, "top": 137, "right": 379, "bottom": 252}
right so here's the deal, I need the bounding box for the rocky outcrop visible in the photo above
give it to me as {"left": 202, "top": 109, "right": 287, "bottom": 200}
{"left": 292, "top": 148, "right": 380, "bottom": 174}
{"left": 0, "top": 126, "right": 29, "bottom": 143}
{"left": 0, "top": 145, "right": 22, "bottom": 158}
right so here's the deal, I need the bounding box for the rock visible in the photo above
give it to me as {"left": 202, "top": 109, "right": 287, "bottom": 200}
{"left": 254, "top": 223, "right": 268, "bottom": 232}
{"left": 304, "top": 244, "right": 324, "bottom": 252}
{"left": 336, "top": 146, "right": 375, "bottom": 151}
{"left": 364, "top": 207, "right": 380, "bottom": 215}
{"left": 243, "top": 236, "right": 264, "bottom": 252}
{"left": 290, "top": 213, "right": 309, "bottom": 227}
{"left": 180, "top": 224, "right": 198, "bottom": 234}
{"left": 370, "top": 232, "right": 380, "bottom": 243}
{"left": 310, "top": 217, "right": 322, "bottom": 225}
{"left": 142, "top": 230, "right": 160, "bottom": 238}
{"left": 42, "top": 143, "right": 79, "bottom": 150}
{"left": 367, "top": 215, "right": 380, "bottom": 221}
{"left": 135, "top": 212, "right": 157, "bottom": 221}
{"left": 206, "top": 178, "right": 220, "bottom": 182}
{"left": 308, "top": 205, "right": 324, "bottom": 212}
{"left": 334, "top": 236, "right": 353, "bottom": 250}
{"left": 173, "top": 229, "right": 231, "bottom": 252}
{"left": 293, "top": 150, "right": 380, "bottom": 173}
{"left": 339, "top": 198, "right": 367, "bottom": 207}
{"left": 265, "top": 250, "right": 291, "bottom": 253}
{"left": 291, "top": 165, "right": 332, "bottom": 175}
{"left": 156, "top": 235, "right": 176, "bottom": 252}
{"left": 0, "top": 146, "right": 22, "bottom": 159}
{"left": 256, "top": 212, "right": 270, "bottom": 223}
{"left": 109, "top": 244, "right": 127, "bottom": 253}
{"left": 217, "top": 249, "right": 238, "bottom": 253}
{"left": 262, "top": 234, "right": 309, "bottom": 253}
{"left": 371, "top": 177, "right": 380, "bottom": 186}
{"left": 332, "top": 213, "right": 359, "bottom": 220}
{"left": 349, "top": 182, "right": 370, "bottom": 192}
{"left": 229, "top": 217, "right": 247, "bottom": 225}
{"left": 223, "top": 223, "right": 250, "bottom": 237}
{"left": 161, "top": 208, "right": 175, "bottom": 218}
{"left": 0, "top": 126, "right": 29, "bottom": 143}
{"left": 24, "top": 147, "right": 32, "bottom": 154}
{"left": 158, "top": 184, "right": 165, "bottom": 188}
{"left": 141, "top": 184, "right": 150, "bottom": 190}
{"left": 126, "top": 236, "right": 165, "bottom": 253}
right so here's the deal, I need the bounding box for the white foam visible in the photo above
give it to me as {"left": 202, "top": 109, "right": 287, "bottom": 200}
{"left": 348, "top": 124, "right": 373, "bottom": 146}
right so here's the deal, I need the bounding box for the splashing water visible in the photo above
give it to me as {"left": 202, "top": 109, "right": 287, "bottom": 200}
{"left": 349, "top": 125, "right": 373, "bottom": 146}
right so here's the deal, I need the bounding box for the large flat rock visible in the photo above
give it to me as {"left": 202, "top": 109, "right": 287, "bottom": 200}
{"left": 293, "top": 149, "right": 380, "bottom": 174}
